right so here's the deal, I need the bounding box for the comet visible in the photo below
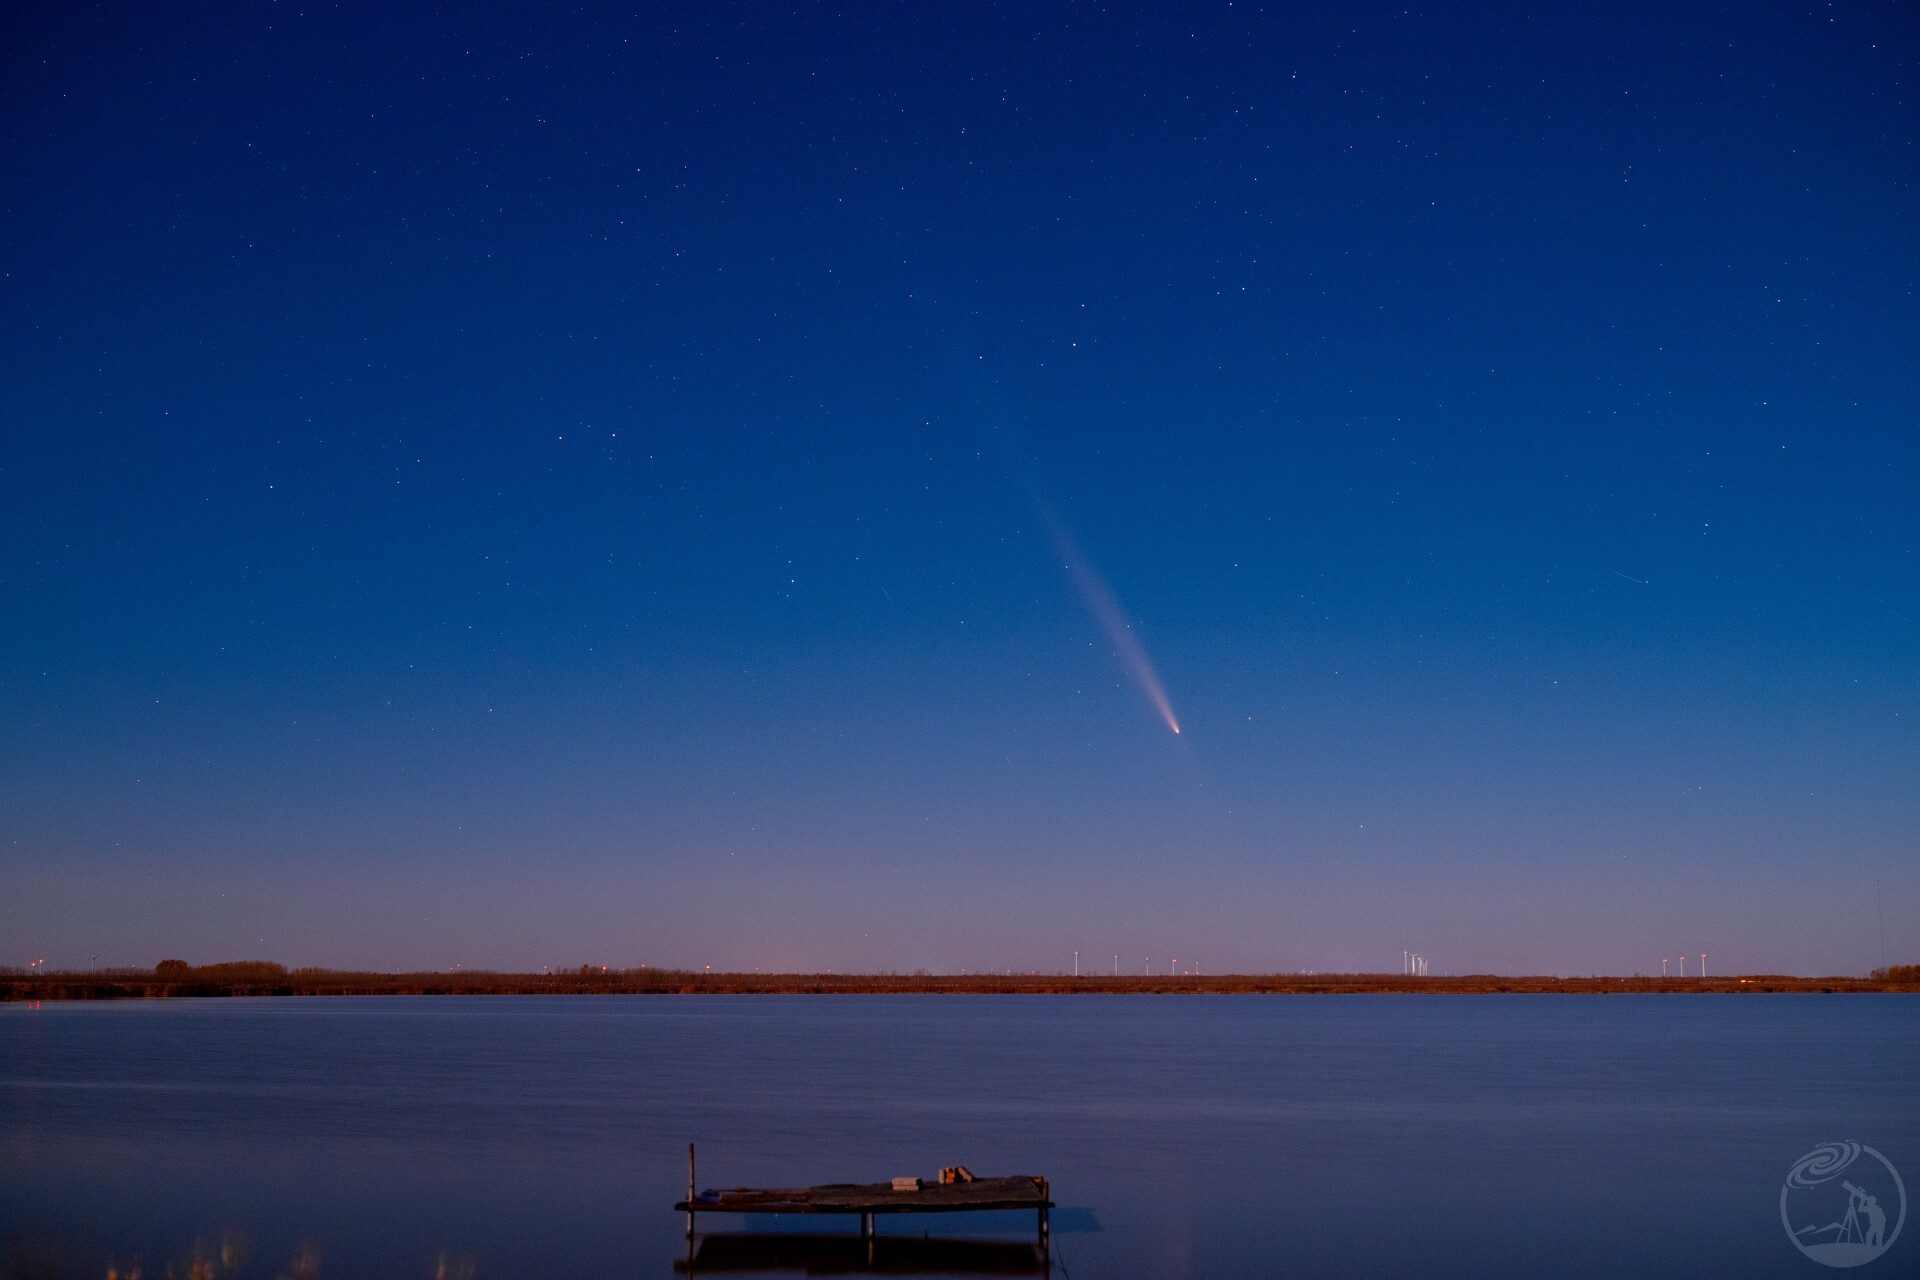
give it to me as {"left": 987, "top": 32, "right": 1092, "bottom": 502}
{"left": 1043, "top": 514, "right": 1181, "bottom": 736}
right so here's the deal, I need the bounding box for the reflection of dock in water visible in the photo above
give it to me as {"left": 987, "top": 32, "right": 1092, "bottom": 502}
{"left": 675, "top": 1233, "right": 1051, "bottom": 1275}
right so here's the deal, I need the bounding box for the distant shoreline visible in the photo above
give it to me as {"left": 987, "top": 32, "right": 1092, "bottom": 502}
{"left": 4, "top": 968, "right": 1915, "bottom": 1001}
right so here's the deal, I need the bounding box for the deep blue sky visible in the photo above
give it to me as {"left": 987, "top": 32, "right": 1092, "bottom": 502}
{"left": 3, "top": 1, "right": 1914, "bottom": 975}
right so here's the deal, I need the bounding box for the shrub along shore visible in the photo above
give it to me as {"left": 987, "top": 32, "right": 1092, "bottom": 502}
{"left": 3, "top": 961, "right": 1916, "bottom": 1000}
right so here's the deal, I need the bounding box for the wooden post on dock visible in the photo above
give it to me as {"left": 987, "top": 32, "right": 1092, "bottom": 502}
{"left": 686, "top": 1143, "right": 696, "bottom": 1240}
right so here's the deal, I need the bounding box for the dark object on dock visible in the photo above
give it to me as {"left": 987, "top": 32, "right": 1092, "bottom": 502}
{"left": 677, "top": 1145, "right": 1053, "bottom": 1249}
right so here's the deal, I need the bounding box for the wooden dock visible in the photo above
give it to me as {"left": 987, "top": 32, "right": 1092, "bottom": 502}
{"left": 675, "top": 1146, "right": 1054, "bottom": 1247}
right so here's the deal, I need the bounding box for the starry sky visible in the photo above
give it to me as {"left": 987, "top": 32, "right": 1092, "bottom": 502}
{"left": 2, "top": 1, "right": 1914, "bottom": 976}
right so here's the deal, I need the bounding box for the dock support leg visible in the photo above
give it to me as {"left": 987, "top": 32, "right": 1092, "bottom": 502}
{"left": 686, "top": 1143, "right": 697, "bottom": 1240}
{"left": 1039, "top": 1205, "right": 1049, "bottom": 1246}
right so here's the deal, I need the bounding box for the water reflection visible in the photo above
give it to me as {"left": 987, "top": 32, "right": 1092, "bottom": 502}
{"left": 4, "top": 1231, "right": 1048, "bottom": 1280}
{"left": 1, "top": 1236, "right": 478, "bottom": 1280}
{"left": 428, "top": 1250, "right": 475, "bottom": 1280}
{"left": 678, "top": 1232, "right": 1051, "bottom": 1276}
{"left": 6, "top": 997, "right": 1917, "bottom": 1278}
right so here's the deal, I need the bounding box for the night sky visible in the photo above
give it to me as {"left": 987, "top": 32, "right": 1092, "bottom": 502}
{"left": 3, "top": 2, "right": 1914, "bottom": 976}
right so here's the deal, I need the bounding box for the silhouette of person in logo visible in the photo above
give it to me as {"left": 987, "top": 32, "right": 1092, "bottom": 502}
{"left": 1807, "top": 1183, "right": 1873, "bottom": 1245}
{"left": 1863, "top": 1192, "right": 1887, "bottom": 1248}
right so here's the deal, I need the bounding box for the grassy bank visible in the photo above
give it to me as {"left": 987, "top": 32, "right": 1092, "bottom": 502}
{"left": 4, "top": 963, "right": 1915, "bottom": 1001}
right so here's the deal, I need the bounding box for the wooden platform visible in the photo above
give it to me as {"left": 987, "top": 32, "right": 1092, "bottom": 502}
{"left": 676, "top": 1147, "right": 1053, "bottom": 1249}
{"left": 677, "top": 1175, "right": 1052, "bottom": 1216}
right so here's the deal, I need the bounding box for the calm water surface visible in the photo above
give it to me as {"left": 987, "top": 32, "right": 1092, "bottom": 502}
{"left": 2, "top": 995, "right": 1915, "bottom": 1278}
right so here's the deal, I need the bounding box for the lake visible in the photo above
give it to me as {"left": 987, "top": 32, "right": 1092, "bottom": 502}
{"left": 2, "top": 995, "right": 1915, "bottom": 1278}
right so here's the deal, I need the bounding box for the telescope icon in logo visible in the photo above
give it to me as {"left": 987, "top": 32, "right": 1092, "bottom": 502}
{"left": 1781, "top": 1141, "right": 1906, "bottom": 1268}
